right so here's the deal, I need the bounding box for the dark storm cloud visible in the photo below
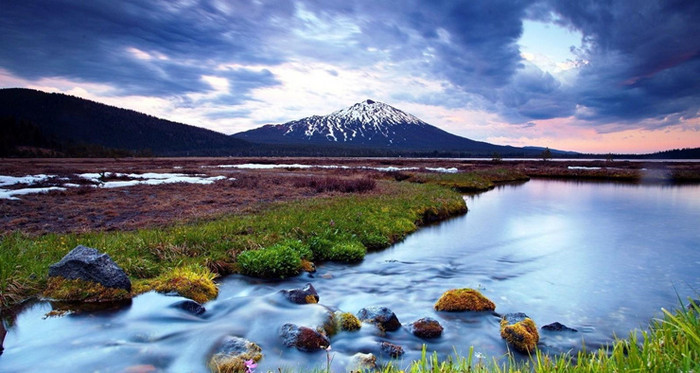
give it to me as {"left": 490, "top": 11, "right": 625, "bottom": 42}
{"left": 1, "top": 0, "right": 698, "bottom": 129}
{"left": 0, "top": 0, "right": 290, "bottom": 96}
{"left": 543, "top": 0, "right": 700, "bottom": 125}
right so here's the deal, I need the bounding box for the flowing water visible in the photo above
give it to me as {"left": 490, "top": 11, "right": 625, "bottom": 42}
{"left": 2, "top": 179, "right": 699, "bottom": 372}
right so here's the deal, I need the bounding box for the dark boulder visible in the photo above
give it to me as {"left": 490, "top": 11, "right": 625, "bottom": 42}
{"left": 281, "top": 283, "right": 319, "bottom": 304}
{"left": 48, "top": 245, "right": 131, "bottom": 291}
{"left": 410, "top": 317, "right": 444, "bottom": 338}
{"left": 172, "top": 300, "right": 206, "bottom": 315}
{"left": 379, "top": 341, "right": 404, "bottom": 358}
{"left": 541, "top": 322, "right": 577, "bottom": 332}
{"left": 357, "top": 306, "right": 401, "bottom": 332}
{"left": 280, "top": 323, "right": 330, "bottom": 352}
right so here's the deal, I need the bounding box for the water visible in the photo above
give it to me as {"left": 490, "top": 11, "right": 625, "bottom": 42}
{"left": 2, "top": 179, "right": 699, "bottom": 372}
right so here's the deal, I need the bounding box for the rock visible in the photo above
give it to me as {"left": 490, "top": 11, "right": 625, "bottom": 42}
{"left": 500, "top": 313, "right": 539, "bottom": 353}
{"left": 541, "top": 322, "right": 577, "bottom": 332}
{"left": 434, "top": 288, "right": 495, "bottom": 312}
{"left": 48, "top": 245, "right": 131, "bottom": 291}
{"left": 350, "top": 352, "right": 377, "bottom": 370}
{"left": 410, "top": 317, "right": 444, "bottom": 338}
{"left": 209, "top": 336, "right": 263, "bottom": 373}
{"left": 171, "top": 300, "right": 205, "bottom": 315}
{"left": 334, "top": 311, "right": 362, "bottom": 332}
{"left": 281, "top": 283, "right": 319, "bottom": 304}
{"left": 357, "top": 306, "right": 401, "bottom": 332}
{"left": 379, "top": 341, "right": 404, "bottom": 358}
{"left": 280, "top": 323, "right": 330, "bottom": 352}
{"left": 686, "top": 299, "right": 700, "bottom": 311}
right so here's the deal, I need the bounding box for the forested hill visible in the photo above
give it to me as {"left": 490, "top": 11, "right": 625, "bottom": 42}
{"left": 0, "top": 88, "right": 252, "bottom": 156}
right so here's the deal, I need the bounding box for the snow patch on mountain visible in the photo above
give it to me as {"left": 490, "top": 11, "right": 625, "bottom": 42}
{"left": 279, "top": 99, "right": 427, "bottom": 143}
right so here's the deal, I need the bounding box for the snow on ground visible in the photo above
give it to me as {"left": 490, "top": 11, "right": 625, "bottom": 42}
{"left": 0, "top": 174, "right": 53, "bottom": 187}
{"left": 0, "top": 172, "right": 230, "bottom": 199}
{"left": 100, "top": 175, "right": 227, "bottom": 188}
{"left": 212, "top": 163, "right": 455, "bottom": 173}
{"left": 567, "top": 166, "right": 602, "bottom": 170}
{"left": 0, "top": 187, "right": 66, "bottom": 200}
{"left": 425, "top": 167, "right": 459, "bottom": 173}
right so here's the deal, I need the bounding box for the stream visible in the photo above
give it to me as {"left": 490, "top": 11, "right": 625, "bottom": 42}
{"left": 1, "top": 179, "right": 699, "bottom": 372}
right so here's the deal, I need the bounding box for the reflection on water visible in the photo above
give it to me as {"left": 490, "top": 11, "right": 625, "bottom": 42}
{"left": 1, "top": 180, "right": 699, "bottom": 372}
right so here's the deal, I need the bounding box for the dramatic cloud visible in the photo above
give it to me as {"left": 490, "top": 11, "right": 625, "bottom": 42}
{"left": 0, "top": 0, "right": 698, "bottom": 152}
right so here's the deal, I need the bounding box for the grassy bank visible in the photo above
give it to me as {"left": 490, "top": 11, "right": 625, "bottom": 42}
{"left": 406, "top": 168, "right": 530, "bottom": 192}
{"left": 0, "top": 180, "right": 467, "bottom": 310}
{"left": 386, "top": 302, "right": 699, "bottom": 373}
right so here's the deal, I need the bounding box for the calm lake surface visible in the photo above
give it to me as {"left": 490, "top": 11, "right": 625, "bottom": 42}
{"left": 2, "top": 179, "right": 699, "bottom": 372}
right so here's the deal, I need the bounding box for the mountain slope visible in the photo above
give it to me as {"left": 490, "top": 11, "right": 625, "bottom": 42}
{"left": 233, "top": 99, "right": 525, "bottom": 155}
{"left": 0, "top": 88, "right": 251, "bottom": 156}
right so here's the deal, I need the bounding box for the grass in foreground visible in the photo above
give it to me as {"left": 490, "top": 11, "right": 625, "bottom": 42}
{"left": 0, "top": 180, "right": 466, "bottom": 310}
{"left": 383, "top": 302, "right": 699, "bottom": 373}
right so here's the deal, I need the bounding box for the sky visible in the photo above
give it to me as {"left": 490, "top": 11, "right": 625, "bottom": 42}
{"left": 1, "top": 0, "right": 699, "bottom": 154}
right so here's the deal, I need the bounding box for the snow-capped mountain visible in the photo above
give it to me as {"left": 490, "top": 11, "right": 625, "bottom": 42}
{"left": 232, "top": 99, "right": 520, "bottom": 153}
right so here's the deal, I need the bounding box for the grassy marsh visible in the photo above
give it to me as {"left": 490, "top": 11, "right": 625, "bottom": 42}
{"left": 0, "top": 180, "right": 467, "bottom": 309}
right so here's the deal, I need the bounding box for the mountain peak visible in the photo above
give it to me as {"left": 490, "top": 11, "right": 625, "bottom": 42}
{"left": 233, "top": 99, "right": 507, "bottom": 153}
{"left": 328, "top": 99, "right": 426, "bottom": 128}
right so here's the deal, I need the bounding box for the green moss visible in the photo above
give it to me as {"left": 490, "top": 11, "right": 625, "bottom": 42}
{"left": 43, "top": 277, "right": 132, "bottom": 303}
{"left": 500, "top": 317, "right": 539, "bottom": 353}
{"left": 237, "top": 246, "right": 302, "bottom": 279}
{"left": 134, "top": 265, "right": 218, "bottom": 303}
{"left": 336, "top": 311, "right": 362, "bottom": 332}
{"left": 434, "top": 288, "right": 496, "bottom": 312}
{"left": 327, "top": 242, "right": 366, "bottom": 263}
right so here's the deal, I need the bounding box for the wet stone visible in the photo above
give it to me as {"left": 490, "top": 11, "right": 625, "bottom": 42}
{"left": 541, "top": 322, "right": 577, "bottom": 332}
{"left": 209, "top": 336, "right": 262, "bottom": 372}
{"left": 410, "top": 317, "right": 444, "bottom": 338}
{"left": 350, "top": 352, "right": 377, "bottom": 370}
{"left": 500, "top": 312, "right": 539, "bottom": 353}
{"left": 171, "top": 300, "right": 205, "bottom": 315}
{"left": 379, "top": 341, "right": 404, "bottom": 358}
{"left": 279, "top": 323, "right": 330, "bottom": 352}
{"left": 356, "top": 306, "right": 401, "bottom": 331}
{"left": 281, "top": 283, "right": 319, "bottom": 304}
{"left": 48, "top": 245, "right": 131, "bottom": 291}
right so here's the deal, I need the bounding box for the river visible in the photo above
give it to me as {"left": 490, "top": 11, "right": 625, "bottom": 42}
{"left": 1, "top": 179, "right": 699, "bottom": 372}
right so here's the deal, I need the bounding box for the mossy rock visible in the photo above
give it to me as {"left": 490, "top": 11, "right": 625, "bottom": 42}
{"left": 281, "top": 283, "right": 319, "bottom": 304}
{"left": 434, "top": 288, "right": 495, "bottom": 312}
{"left": 209, "top": 336, "right": 262, "bottom": 373}
{"left": 335, "top": 311, "right": 362, "bottom": 332}
{"left": 134, "top": 265, "right": 218, "bottom": 304}
{"left": 500, "top": 313, "right": 539, "bottom": 353}
{"left": 43, "top": 276, "right": 132, "bottom": 303}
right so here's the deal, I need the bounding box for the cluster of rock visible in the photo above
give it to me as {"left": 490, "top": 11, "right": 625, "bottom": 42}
{"left": 44, "top": 247, "right": 578, "bottom": 370}
{"left": 432, "top": 287, "right": 578, "bottom": 353}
